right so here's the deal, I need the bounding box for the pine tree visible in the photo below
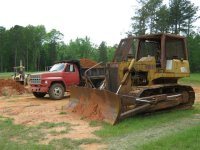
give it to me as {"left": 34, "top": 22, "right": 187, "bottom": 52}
{"left": 98, "top": 41, "right": 108, "bottom": 64}
{"left": 169, "top": 0, "right": 199, "bottom": 34}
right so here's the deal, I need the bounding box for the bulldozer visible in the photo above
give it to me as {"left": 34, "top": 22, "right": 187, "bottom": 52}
{"left": 69, "top": 33, "right": 195, "bottom": 125}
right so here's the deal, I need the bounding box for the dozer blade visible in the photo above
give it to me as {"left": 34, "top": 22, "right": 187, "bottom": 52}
{"left": 68, "top": 86, "right": 121, "bottom": 125}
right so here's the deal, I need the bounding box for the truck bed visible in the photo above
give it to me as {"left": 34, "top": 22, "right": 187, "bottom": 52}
{"left": 80, "top": 67, "right": 105, "bottom": 79}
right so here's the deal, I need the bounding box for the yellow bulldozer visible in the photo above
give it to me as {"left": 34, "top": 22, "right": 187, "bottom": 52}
{"left": 69, "top": 33, "right": 195, "bottom": 125}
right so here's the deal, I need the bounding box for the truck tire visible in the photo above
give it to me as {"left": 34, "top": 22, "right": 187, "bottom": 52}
{"left": 33, "top": 92, "right": 46, "bottom": 98}
{"left": 49, "top": 83, "right": 64, "bottom": 100}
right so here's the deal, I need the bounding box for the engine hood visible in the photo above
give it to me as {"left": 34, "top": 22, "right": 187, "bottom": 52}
{"left": 31, "top": 71, "right": 63, "bottom": 79}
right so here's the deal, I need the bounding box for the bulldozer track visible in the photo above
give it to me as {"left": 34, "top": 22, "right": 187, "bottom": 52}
{"left": 119, "top": 84, "right": 195, "bottom": 121}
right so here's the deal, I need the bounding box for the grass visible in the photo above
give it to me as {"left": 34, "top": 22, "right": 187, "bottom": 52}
{"left": 0, "top": 117, "right": 53, "bottom": 150}
{"left": 92, "top": 103, "right": 200, "bottom": 149}
{"left": 136, "top": 124, "right": 200, "bottom": 150}
{"left": 0, "top": 72, "right": 13, "bottom": 79}
{"left": 0, "top": 117, "right": 99, "bottom": 150}
{"left": 89, "top": 120, "right": 102, "bottom": 127}
{"left": 36, "top": 122, "right": 71, "bottom": 129}
{"left": 49, "top": 138, "right": 101, "bottom": 150}
{"left": 95, "top": 103, "right": 200, "bottom": 138}
{"left": 0, "top": 107, "right": 199, "bottom": 150}
{"left": 179, "top": 73, "right": 200, "bottom": 85}
{"left": 0, "top": 71, "right": 41, "bottom": 79}
{"left": 59, "top": 112, "right": 68, "bottom": 115}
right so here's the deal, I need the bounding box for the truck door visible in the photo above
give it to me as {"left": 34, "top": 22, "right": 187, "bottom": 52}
{"left": 64, "top": 64, "right": 80, "bottom": 86}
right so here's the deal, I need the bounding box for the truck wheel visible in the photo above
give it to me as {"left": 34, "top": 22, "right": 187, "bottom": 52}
{"left": 49, "top": 83, "right": 64, "bottom": 100}
{"left": 33, "top": 92, "right": 46, "bottom": 98}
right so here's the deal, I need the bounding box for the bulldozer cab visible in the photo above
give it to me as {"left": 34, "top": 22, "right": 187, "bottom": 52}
{"left": 113, "top": 33, "right": 188, "bottom": 70}
{"left": 113, "top": 37, "right": 137, "bottom": 62}
{"left": 136, "top": 34, "right": 188, "bottom": 70}
{"left": 135, "top": 33, "right": 188, "bottom": 70}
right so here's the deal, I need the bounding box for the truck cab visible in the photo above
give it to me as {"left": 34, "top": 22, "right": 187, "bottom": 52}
{"left": 30, "top": 62, "right": 80, "bottom": 99}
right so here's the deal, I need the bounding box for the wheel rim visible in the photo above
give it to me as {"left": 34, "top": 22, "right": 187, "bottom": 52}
{"left": 53, "top": 87, "right": 62, "bottom": 97}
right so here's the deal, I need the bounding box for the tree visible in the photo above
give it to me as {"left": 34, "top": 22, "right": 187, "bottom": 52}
{"left": 131, "top": 6, "right": 148, "bottom": 35}
{"left": 130, "top": 0, "right": 199, "bottom": 35}
{"left": 45, "top": 29, "right": 64, "bottom": 66}
{"left": 107, "top": 46, "right": 116, "bottom": 62}
{"left": 187, "top": 33, "right": 200, "bottom": 72}
{"left": 0, "top": 26, "right": 6, "bottom": 72}
{"left": 57, "top": 37, "right": 97, "bottom": 61}
{"left": 145, "top": 0, "right": 162, "bottom": 33}
{"left": 169, "top": 0, "right": 199, "bottom": 34}
{"left": 130, "top": 0, "right": 162, "bottom": 35}
{"left": 155, "top": 5, "right": 170, "bottom": 33}
{"left": 98, "top": 41, "right": 108, "bottom": 63}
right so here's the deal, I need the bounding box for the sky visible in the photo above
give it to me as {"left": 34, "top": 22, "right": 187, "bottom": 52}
{"left": 0, "top": 0, "right": 199, "bottom": 46}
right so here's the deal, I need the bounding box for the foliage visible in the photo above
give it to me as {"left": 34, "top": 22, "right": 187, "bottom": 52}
{"left": 0, "top": 25, "right": 117, "bottom": 72}
{"left": 98, "top": 41, "right": 108, "bottom": 64}
{"left": 187, "top": 33, "right": 200, "bottom": 72}
{"left": 57, "top": 37, "right": 99, "bottom": 61}
{"left": 0, "top": 25, "right": 58, "bottom": 72}
{"left": 130, "top": 0, "right": 199, "bottom": 35}
{"left": 169, "top": 0, "right": 199, "bottom": 34}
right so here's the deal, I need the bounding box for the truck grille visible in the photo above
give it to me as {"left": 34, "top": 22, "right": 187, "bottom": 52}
{"left": 30, "top": 75, "right": 41, "bottom": 84}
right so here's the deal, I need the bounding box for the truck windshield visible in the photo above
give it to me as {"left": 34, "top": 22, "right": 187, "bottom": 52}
{"left": 49, "top": 63, "right": 65, "bottom": 72}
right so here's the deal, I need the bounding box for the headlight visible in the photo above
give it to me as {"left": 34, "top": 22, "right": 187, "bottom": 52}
{"left": 41, "top": 80, "right": 48, "bottom": 84}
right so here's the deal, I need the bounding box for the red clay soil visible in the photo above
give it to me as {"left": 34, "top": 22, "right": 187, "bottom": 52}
{"left": 80, "top": 58, "right": 102, "bottom": 68}
{"left": 0, "top": 79, "right": 28, "bottom": 96}
{"left": 72, "top": 98, "right": 104, "bottom": 121}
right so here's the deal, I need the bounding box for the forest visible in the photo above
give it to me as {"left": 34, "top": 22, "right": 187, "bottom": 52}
{"left": 0, "top": 0, "right": 200, "bottom": 72}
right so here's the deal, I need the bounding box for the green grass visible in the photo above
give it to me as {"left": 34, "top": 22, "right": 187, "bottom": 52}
{"left": 91, "top": 102, "right": 200, "bottom": 150}
{"left": 136, "top": 124, "right": 200, "bottom": 150}
{"left": 0, "top": 117, "right": 99, "bottom": 150}
{"left": 0, "top": 117, "right": 53, "bottom": 150}
{"left": 36, "top": 122, "right": 71, "bottom": 129}
{"left": 49, "top": 138, "right": 101, "bottom": 150}
{"left": 0, "top": 71, "right": 42, "bottom": 79}
{"left": 95, "top": 103, "right": 200, "bottom": 138}
{"left": 59, "top": 112, "right": 68, "bottom": 115}
{"left": 179, "top": 73, "right": 200, "bottom": 85}
{"left": 0, "top": 72, "right": 13, "bottom": 79}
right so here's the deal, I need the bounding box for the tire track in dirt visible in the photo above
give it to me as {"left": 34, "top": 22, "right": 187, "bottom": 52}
{"left": 108, "top": 115, "right": 200, "bottom": 150}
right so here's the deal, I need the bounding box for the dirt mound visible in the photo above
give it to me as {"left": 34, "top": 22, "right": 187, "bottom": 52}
{"left": 80, "top": 58, "right": 102, "bottom": 68}
{"left": 0, "top": 79, "right": 28, "bottom": 96}
{"left": 72, "top": 100, "right": 104, "bottom": 121}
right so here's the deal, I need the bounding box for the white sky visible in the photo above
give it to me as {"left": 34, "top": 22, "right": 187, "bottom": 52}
{"left": 0, "top": 0, "right": 199, "bottom": 46}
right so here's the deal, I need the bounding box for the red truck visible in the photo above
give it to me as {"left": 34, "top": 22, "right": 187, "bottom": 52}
{"left": 30, "top": 60, "right": 105, "bottom": 100}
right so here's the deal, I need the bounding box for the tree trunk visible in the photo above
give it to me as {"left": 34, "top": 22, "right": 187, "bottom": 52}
{"left": 26, "top": 49, "right": 28, "bottom": 71}
{"left": 0, "top": 56, "right": 2, "bottom": 72}
{"left": 15, "top": 48, "right": 17, "bottom": 66}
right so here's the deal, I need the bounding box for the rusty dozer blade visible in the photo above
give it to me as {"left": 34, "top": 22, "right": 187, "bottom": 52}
{"left": 68, "top": 86, "right": 121, "bottom": 125}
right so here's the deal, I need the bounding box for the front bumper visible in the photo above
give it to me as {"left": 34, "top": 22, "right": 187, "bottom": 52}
{"left": 31, "top": 85, "right": 48, "bottom": 93}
